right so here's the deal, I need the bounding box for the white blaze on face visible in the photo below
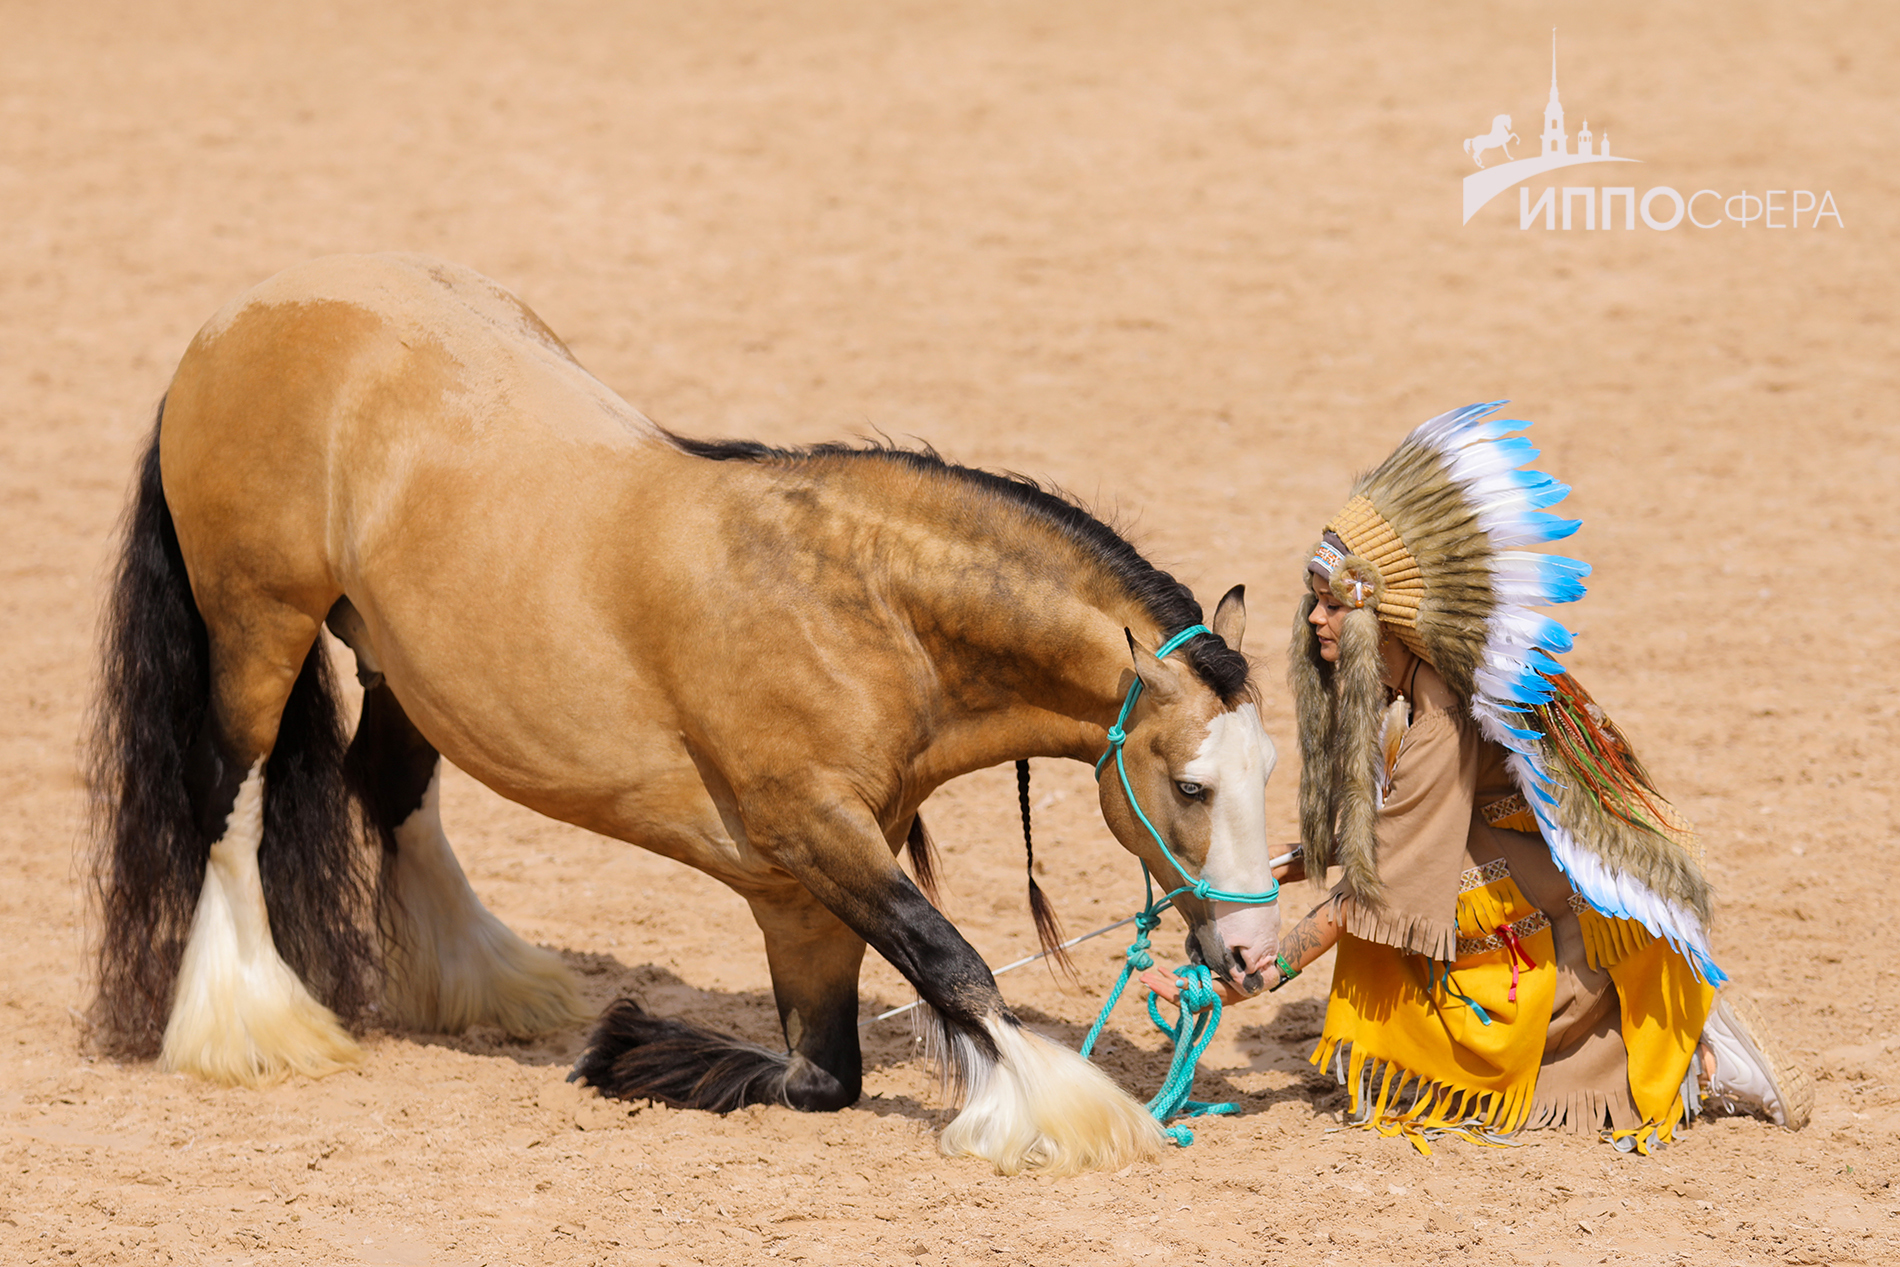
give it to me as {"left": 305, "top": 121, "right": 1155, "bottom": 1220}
{"left": 1181, "top": 702, "right": 1281, "bottom": 979}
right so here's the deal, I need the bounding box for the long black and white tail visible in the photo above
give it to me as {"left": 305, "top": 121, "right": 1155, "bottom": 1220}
{"left": 85, "top": 405, "right": 378, "bottom": 1061}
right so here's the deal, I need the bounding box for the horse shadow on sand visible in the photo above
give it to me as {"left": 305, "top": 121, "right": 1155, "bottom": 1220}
{"left": 379, "top": 945, "right": 1334, "bottom": 1128}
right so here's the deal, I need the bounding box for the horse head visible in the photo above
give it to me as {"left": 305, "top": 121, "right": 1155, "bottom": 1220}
{"left": 1095, "top": 587, "right": 1281, "bottom": 995}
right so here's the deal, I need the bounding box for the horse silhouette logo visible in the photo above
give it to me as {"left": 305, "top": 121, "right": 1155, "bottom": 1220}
{"left": 1460, "top": 32, "right": 1639, "bottom": 223}
{"left": 1463, "top": 115, "right": 1519, "bottom": 169}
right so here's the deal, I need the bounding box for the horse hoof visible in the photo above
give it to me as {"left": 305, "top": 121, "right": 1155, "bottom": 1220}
{"left": 782, "top": 1053, "right": 858, "bottom": 1112}
{"left": 938, "top": 1017, "right": 1164, "bottom": 1176}
{"left": 383, "top": 918, "right": 587, "bottom": 1037}
{"left": 160, "top": 964, "right": 363, "bottom": 1087}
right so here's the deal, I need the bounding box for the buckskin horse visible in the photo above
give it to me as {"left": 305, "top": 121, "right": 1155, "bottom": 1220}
{"left": 88, "top": 254, "right": 1280, "bottom": 1175}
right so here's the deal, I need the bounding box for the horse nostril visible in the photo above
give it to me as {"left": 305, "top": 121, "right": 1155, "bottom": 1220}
{"left": 1230, "top": 948, "right": 1248, "bottom": 978}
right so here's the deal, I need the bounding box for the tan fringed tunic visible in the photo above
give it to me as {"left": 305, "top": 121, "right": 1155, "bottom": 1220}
{"left": 1312, "top": 665, "right": 1712, "bottom": 1149}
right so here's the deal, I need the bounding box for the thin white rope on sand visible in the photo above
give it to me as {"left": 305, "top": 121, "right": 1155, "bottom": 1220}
{"left": 859, "top": 850, "right": 1299, "bottom": 1027}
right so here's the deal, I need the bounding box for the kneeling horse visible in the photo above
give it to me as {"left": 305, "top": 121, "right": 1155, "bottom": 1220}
{"left": 88, "top": 254, "right": 1280, "bottom": 1175}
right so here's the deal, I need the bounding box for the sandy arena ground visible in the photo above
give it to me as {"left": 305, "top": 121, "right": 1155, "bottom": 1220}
{"left": 2, "top": 2, "right": 1895, "bottom": 1263}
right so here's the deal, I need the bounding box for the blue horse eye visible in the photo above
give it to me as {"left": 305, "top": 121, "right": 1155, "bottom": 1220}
{"left": 1176, "top": 781, "right": 1205, "bottom": 799}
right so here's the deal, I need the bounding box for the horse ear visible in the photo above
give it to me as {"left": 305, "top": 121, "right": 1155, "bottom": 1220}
{"left": 1212, "top": 584, "right": 1246, "bottom": 653}
{"left": 1125, "top": 628, "right": 1182, "bottom": 703}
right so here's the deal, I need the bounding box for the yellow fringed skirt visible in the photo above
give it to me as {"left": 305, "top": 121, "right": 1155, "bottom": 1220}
{"left": 1311, "top": 871, "right": 1714, "bottom": 1154}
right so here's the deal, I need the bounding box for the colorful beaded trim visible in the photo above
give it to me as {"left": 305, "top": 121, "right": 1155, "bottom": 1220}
{"left": 1456, "top": 909, "right": 1551, "bottom": 958}
{"left": 1480, "top": 793, "right": 1530, "bottom": 825}
{"left": 1458, "top": 857, "right": 1512, "bottom": 892}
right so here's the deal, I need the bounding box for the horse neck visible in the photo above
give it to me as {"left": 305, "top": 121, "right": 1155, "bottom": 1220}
{"left": 879, "top": 511, "right": 1171, "bottom": 780}
{"left": 696, "top": 454, "right": 1193, "bottom": 786}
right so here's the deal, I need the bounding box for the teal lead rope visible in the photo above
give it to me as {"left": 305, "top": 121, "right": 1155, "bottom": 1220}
{"left": 1078, "top": 868, "right": 1239, "bottom": 1145}
{"left": 1078, "top": 624, "right": 1280, "bottom": 1146}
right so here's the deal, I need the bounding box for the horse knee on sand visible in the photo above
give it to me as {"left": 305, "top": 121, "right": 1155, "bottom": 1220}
{"left": 88, "top": 253, "right": 1281, "bottom": 1175}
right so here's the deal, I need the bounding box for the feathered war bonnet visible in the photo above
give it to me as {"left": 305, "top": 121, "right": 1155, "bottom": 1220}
{"left": 1291, "top": 403, "right": 1724, "bottom": 981}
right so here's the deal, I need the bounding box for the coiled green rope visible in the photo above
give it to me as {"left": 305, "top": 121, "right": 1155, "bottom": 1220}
{"left": 1078, "top": 869, "right": 1239, "bottom": 1146}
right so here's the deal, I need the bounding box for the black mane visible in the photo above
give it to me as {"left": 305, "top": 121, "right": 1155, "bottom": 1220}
{"left": 665, "top": 431, "right": 1251, "bottom": 702}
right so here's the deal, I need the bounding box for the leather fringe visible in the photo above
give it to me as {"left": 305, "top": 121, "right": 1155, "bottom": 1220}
{"left": 1339, "top": 901, "right": 1460, "bottom": 962}
{"left": 1523, "top": 1086, "right": 1611, "bottom": 1134}
{"left": 1315, "top": 1038, "right": 1536, "bottom": 1143}
{"left": 1576, "top": 904, "right": 1656, "bottom": 972}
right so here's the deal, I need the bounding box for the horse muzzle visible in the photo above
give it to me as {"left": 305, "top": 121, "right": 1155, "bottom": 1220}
{"left": 1184, "top": 910, "right": 1275, "bottom": 997}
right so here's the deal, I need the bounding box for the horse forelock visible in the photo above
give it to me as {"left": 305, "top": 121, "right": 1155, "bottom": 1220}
{"left": 663, "top": 429, "right": 1255, "bottom": 704}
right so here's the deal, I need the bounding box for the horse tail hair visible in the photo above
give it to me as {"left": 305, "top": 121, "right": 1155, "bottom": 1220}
{"left": 86, "top": 402, "right": 377, "bottom": 1058}
{"left": 1017, "top": 761, "right": 1076, "bottom": 982}
{"left": 905, "top": 812, "right": 941, "bottom": 906}
{"left": 86, "top": 401, "right": 210, "bottom": 1057}
{"left": 257, "top": 637, "right": 380, "bottom": 1030}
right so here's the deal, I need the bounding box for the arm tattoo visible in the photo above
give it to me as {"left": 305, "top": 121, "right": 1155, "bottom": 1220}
{"left": 1280, "top": 919, "right": 1326, "bottom": 971}
{"left": 1280, "top": 897, "right": 1341, "bottom": 972}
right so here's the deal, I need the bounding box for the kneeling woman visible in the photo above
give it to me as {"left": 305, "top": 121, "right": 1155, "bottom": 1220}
{"left": 1155, "top": 404, "right": 1809, "bottom": 1152}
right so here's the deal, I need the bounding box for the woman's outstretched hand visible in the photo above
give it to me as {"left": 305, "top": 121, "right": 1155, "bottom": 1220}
{"left": 1139, "top": 891, "right": 1346, "bottom": 1008}
{"left": 1138, "top": 966, "right": 1249, "bottom": 1007}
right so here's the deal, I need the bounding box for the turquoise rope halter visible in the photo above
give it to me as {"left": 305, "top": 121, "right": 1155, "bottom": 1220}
{"left": 1078, "top": 868, "right": 1241, "bottom": 1145}
{"left": 1080, "top": 623, "right": 1281, "bottom": 1146}
{"left": 1092, "top": 626, "right": 1281, "bottom": 908}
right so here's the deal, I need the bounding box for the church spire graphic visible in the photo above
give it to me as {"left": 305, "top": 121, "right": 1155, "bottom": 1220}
{"left": 1459, "top": 29, "right": 1640, "bottom": 224}
{"left": 1541, "top": 29, "right": 1567, "bottom": 157}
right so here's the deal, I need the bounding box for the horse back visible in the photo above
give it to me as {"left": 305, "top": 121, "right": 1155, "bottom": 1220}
{"left": 153, "top": 255, "right": 932, "bottom": 843}
{"left": 158, "top": 256, "right": 719, "bottom": 811}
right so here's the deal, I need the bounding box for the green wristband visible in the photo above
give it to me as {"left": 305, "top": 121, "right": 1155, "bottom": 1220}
{"left": 1270, "top": 953, "right": 1300, "bottom": 991}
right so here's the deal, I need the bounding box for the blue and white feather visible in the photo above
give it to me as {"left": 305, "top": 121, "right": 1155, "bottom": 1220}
{"left": 1410, "top": 402, "right": 1725, "bottom": 984}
